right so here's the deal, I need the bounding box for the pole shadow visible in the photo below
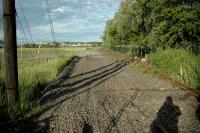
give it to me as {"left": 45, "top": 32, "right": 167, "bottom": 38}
{"left": 196, "top": 105, "right": 200, "bottom": 123}
{"left": 36, "top": 61, "right": 128, "bottom": 118}
{"left": 0, "top": 116, "right": 53, "bottom": 133}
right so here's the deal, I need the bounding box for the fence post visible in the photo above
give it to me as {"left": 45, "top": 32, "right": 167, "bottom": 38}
{"left": 37, "top": 45, "right": 40, "bottom": 59}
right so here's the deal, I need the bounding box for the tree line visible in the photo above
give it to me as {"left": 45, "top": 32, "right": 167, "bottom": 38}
{"left": 103, "top": 0, "right": 200, "bottom": 49}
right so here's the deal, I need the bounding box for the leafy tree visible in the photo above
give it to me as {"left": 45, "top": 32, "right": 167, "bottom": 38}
{"left": 148, "top": 0, "right": 200, "bottom": 48}
{"left": 103, "top": 20, "right": 121, "bottom": 46}
{"left": 103, "top": 0, "right": 200, "bottom": 49}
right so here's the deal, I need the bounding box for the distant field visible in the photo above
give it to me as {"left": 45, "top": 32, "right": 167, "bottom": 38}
{"left": 0, "top": 47, "right": 86, "bottom": 87}
{"left": 0, "top": 47, "right": 85, "bottom": 120}
{"left": 0, "top": 47, "right": 86, "bottom": 60}
{"left": 0, "top": 47, "right": 86, "bottom": 77}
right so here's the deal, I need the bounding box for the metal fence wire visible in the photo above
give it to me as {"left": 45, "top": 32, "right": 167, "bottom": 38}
{"left": 111, "top": 45, "right": 200, "bottom": 58}
{"left": 111, "top": 45, "right": 156, "bottom": 58}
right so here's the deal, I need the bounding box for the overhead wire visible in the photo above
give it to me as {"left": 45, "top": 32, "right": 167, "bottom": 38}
{"left": 17, "top": 0, "right": 34, "bottom": 44}
{"left": 0, "top": 16, "right": 3, "bottom": 42}
{"left": 0, "top": 1, "right": 4, "bottom": 43}
{"left": 16, "top": 13, "right": 29, "bottom": 44}
{"left": 16, "top": 13, "right": 36, "bottom": 61}
{"left": 0, "top": 16, "right": 3, "bottom": 70}
{"left": 44, "top": 0, "right": 59, "bottom": 58}
{"left": 16, "top": 17, "right": 25, "bottom": 45}
{"left": 44, "top": 0, "right": 56, "bottom": 43}
{"left": 17, "top": 21, "right": 25, "bottom": 60}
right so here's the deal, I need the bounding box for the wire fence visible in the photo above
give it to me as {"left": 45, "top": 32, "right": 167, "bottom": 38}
{"left": 111, "top": 45, "right": 200, "bottom": 57}
{"left": 111, "top": 45, "right": 156, "bottom": 58}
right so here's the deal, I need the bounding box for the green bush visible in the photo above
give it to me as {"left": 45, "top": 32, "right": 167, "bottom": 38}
{"left": 148, "top": 48, "right": 200, "bottom": 88}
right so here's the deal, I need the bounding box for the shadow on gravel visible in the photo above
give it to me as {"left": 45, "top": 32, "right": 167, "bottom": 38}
{"left": 44, "top": 62, "right": 116, "bottom": 94}
{"left": 196, "top": 97, "right": 200, "bottom": 123}
{"left": 150, "top": 96, "right": 181, "bottom": 133}
{"left": 196, "top": 105, "right": 200, "bottom": 123}
{"left": 83, "top": 122, "right": 93, "bottom": 133}
{"left": 69, "top": 62, "right": 116, "bottom": 79}
{"left": 103, "top": 90, "right": 139, "bottom": 133}
{"left": 0, "top": 116, "right": 53, "bottom": 133}
{"left": 41, "top": 56, "right": 81, "bottom": 95}
{"left": 38, "top": 61, "right": 128, "bottom": 117}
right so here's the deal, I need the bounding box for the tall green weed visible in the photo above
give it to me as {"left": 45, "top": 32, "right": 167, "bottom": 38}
{"left": 148, "top": 48, "right": 200, "bottom": 88}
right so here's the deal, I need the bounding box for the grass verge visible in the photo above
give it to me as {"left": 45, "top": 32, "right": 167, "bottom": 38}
{"left": 0, "top": 55, "right": 77, "bottom": 122}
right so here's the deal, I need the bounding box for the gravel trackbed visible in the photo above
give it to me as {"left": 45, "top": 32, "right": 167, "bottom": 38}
{"left": 37, "top": 48, "right": 200, "bottom": 133}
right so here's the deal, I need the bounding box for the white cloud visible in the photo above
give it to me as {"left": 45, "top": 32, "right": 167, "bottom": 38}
{"left": 15, "top": 0, "right": 121, "bottom": 42}
{"left": 64, "top": 0, "right": 78, "bottom": 3}
{"left": 52, "top": 6, "right": 73, "bottom": 13}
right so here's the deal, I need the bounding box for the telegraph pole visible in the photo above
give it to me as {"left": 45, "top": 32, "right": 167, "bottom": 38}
{"left": 2, "top": 0, "right": 19, "bottom": 107}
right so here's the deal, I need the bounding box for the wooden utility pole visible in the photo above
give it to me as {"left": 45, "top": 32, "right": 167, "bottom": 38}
{"left": 2, "top": 0, "right": 19, "bottom": 107}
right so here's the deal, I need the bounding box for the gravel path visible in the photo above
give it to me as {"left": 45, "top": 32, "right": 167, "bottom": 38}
{"left": 38, "top": 48, "right": 200, "bottom": 133}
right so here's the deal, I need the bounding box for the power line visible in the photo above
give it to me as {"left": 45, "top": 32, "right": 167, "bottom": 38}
{"left": 0, "top": 16, "right": 2, "bottom": 27}
{"left": 45, "top": 0, "right": 55, "bottom": 40}
{"left": 0, "top": 1, "right": 3, "bottom": 42}
{"left": 16, "top": 14, "right": 29, "bottom": 44}
{"left": 17, "top": 13, "right": 36, "bottom": 60}
{"left": 44, "top": 0, "right": 56, "bottom": 43}
{"left": 18, "top": 0, "right": 34, "bottom": 44}
{"left": 0, "top": 16, "right": 3, "bottom": 42}
{"left": 17, "top": 20, "right": 26, "bottom": 45}
{"left": 45, "top": 0, "right": 56, "bottom": 42}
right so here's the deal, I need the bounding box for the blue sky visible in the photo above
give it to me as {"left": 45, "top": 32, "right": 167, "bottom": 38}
{"left": 0, "top": 0, "right": 121, "bottom": 43}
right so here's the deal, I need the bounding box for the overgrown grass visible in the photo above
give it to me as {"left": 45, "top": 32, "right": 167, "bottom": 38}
{"left": 0, "top": 47, "right": 84, "bottom": 122}
{"left": 148, "top": 48, "right": 200, "bottom": 89}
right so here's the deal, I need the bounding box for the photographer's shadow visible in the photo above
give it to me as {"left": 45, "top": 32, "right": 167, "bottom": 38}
{"left": 150, "top": 96, "right": 181, "bottom": 133}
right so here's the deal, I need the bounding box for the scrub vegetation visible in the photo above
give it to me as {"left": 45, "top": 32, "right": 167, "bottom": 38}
{"left": 0, "top": 47, "right": 84, "bottom": 122}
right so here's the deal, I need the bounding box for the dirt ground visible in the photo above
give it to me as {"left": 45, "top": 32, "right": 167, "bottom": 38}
{"left": 37, "top": 48, "right": 200, "bottom": 133}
